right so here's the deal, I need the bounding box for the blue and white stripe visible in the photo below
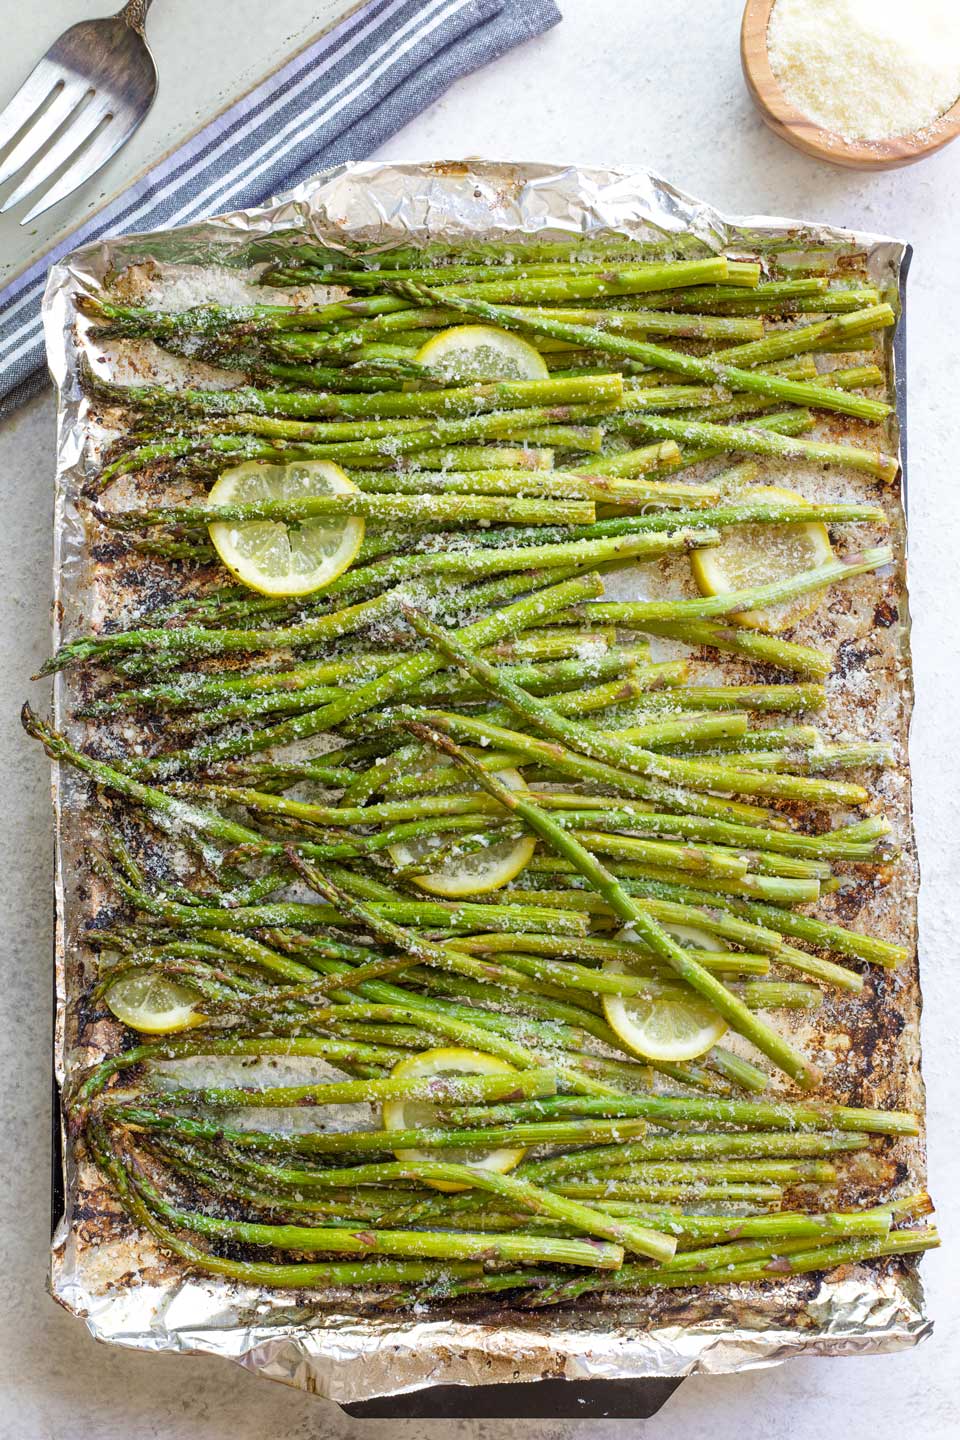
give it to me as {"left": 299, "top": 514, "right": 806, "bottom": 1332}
{"left": 0, "top": 0, "right": 560, "bottom": 414}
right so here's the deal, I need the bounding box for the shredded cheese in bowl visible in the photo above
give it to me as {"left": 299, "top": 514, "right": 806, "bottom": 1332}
{"left": 767, "top": 0, "right": 960, "bottom": 143}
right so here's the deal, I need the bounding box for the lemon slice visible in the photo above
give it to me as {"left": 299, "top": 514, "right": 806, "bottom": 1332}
{"left": 206, "top": 458, "right": 365, "bottom": 597}
{"left": 690, "top": 484, "right": 834, "bottom": 632}
{"left": 414, "top": 324, "right": 549, "bottom": 382}
{"left": 386, "top": 767, "right": 535, "bottom": 896}
{"left": 601, "top": 923, "right": 728, "bottom": 1062}
{"left": 105, "top": 971, "right": 204, "bottom": 1035}
{"left": 382, "top": 1047, "right": 526, "bottom": 1190}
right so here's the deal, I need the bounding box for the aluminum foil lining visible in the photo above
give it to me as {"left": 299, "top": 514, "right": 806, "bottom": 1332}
{"left": 41, "top": 160, "right": 929, "bottom": 1404}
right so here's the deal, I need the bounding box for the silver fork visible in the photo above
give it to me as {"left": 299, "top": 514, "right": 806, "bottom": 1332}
{"left": 0, "top": 1, "right": 158, "bottom": 225}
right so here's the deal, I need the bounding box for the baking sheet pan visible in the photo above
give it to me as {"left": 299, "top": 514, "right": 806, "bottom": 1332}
{"left": 40, "top": 161, "right": 928, "bottom": 1407}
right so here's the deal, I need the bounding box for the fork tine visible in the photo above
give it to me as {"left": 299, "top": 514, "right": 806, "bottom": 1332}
{"left": 0, "top": 55, "right": 63, "bottom": 155}
{"left": 0, "top": 75, "right": 92, "bottom": 189}
{"left": 1, "top": 12, "right": 158, "bottom": 222}
{"left": 1, "top": 94, "right": 114, "bottom": 216}
{"left": 19, "top": 107, "right": 141, "bottom": 224}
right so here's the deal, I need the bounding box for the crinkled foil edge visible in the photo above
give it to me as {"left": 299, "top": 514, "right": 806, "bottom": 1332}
{"left": 41, "top": 159, "right": 928, "bottom": 1403}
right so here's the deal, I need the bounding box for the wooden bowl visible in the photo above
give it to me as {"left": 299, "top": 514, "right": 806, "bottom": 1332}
{"left": 741, "top": 0, "right": 960, "bottom": 169}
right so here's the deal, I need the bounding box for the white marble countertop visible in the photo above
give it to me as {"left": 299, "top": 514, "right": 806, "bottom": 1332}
{"left": 2, "top": 1, "right": 958, "bottom": 1435}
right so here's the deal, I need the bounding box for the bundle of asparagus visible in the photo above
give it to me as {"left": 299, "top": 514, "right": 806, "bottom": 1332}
{"left": 29, "top": 234, "right": 933, "bottom": 1307}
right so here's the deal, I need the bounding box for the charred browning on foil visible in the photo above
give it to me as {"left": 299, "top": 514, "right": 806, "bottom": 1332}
{"left": 836, "top": 637, "right": 879, "bottom": 678}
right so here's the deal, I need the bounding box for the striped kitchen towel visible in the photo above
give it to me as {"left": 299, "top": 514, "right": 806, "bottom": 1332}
{"left": 0, "top": 0, "right": 561, "bottom": 417}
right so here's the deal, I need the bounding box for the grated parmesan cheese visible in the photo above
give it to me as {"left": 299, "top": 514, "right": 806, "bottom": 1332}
{"left": 767, "top": 0, "right": 960, "bottom": 142}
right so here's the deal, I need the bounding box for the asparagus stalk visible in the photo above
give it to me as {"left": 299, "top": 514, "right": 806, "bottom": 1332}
{"left": 551, "top": 544, "right": 893, "bottom": 627}
{"left": 566, "top": 498, "right": 887, "bottom": 531}
{"left": 594, "top": 682, "right": 826, "bottom": 713}
{"left": 636, "top": 283, "right": 879, "bottom": 315}
{"left": 445, "top": 1094, "right": 916, "bottom": 1138}
{"left": 530, "top": 1228, "right": 939, "bottom": 1300}
{"left": 714, "top": 305, "right": 894, "bottom": 369}
{"left": 481, "top": 307, "right": 767, "bottom": 341}
{"left": 398, "top": 258, "right": 734, "bottom": 302}
{"left": 350, "top": 460, "right": 705, "bottom": 501}
{"left": 351, "top": 465, "right": 691, "bottom": 500}
{"left": 637, "top": 619, "right": 832, "bottom": 678}
{"left": 149, "top": 1067, "right": 559, "bottom": 1110}
{"left": 92, "top": 372, "right": 624, "bottom": 420}
{"left": 584, "top": 409, "right": 815, "bottom": 478}
{"left": 96, "top": 491, "right": 599, "bottom": 531}
{"left": 609, "top": 412, "right": 898, "bottom": 481}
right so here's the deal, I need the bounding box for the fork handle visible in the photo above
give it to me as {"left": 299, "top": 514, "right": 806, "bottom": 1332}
{"left": 119, "top": 0, "right": 156, "bottom": 31}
